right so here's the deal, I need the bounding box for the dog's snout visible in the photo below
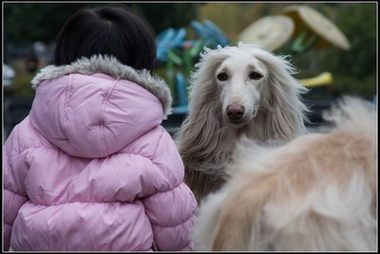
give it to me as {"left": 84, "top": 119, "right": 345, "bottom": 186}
{"left": 226, "top": 104, "right": 245, "bottom": 120}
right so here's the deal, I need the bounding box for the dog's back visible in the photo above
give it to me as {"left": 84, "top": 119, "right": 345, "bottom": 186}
{"left": 194, "top": 96, "right": 377, "bottom": 251}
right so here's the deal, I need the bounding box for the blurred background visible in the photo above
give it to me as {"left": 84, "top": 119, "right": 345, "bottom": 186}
{"left": 3, "top": 2, "right": 377, "bottom": 137}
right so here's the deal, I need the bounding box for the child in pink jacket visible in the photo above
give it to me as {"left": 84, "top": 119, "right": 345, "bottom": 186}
{"left": 4, "top": 6, "right": 197, "bottom": 251}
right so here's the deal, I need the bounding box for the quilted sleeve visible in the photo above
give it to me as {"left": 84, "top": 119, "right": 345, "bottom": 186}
{"left": 3, "top": 125, "right": 30, "bottom": 250}
{"left": 142, "top": 129, "right": 197, "bottom": 251}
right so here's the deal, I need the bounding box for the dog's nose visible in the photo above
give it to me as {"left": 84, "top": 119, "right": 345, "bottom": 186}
{"left": 226, "top": 104, "right": 244, "bottom": 120}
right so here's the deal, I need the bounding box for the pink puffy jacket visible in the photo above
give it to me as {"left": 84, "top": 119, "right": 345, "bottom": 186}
{"left": 3, "top": 55, "right": 197, "bottom": 251}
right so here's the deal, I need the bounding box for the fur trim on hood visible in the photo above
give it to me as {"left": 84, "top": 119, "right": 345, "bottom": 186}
{"left": 31, "top": 55, "right": 172, "bottom": 117}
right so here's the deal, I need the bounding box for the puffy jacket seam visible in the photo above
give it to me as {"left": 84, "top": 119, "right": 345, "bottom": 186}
{"left": 111, "top": 152, "right": 154, "bottom": 161}
{"left": 151, "top": 213, "right": 195, "bottom": 228}
{"left": 61, "top": 75, "right": 72, "bottom": 136}
{"left": 29, "top": 182, "right": 184, "bottom": 205}
{"left": 7, "top": 145, "right": 35, "bottom": 160}
{"left": 143, "top": 181, "right": 182, "bottom": 201}
{"left": 62, "top": 76, "right": 69, "bottom": 127}
{"left": 101, "top": 79, "right": 120, "bottom": 157}
{"left": 157, "top": 181, "right": 182, "bottom": 195}
{"left": 4, "top": 185, "right": 28, "bottom": 198}
{"left": 8, "top": 146, "right": 154, "bottom": 161}
{"left": 152, "top": 128, "right": 165, "bottom": 162}
{"left": 126, "top": 152, "right": 154, "bottom": 161}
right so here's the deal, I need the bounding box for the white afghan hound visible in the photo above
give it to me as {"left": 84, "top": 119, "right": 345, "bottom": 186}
{"left": 176, "top": 42, "right": 309, "bottom": 202}
{"left": 193, "top": 96, "right": 377, "bottom": 251}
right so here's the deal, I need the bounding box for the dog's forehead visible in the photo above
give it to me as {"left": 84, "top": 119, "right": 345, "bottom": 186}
{"left": 220, "top": 52, "right": 267, "bottom": 72}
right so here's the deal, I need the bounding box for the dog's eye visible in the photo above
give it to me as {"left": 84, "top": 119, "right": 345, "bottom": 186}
{"left": 249, "top": 71, "right": 263, "bottom": 80}
{"left": 217, "top": 72, "right": 229, "bottom": 81}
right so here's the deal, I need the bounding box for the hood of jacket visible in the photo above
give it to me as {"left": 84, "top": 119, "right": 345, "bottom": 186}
{"left": 29, "top": 55, "right": 173, "bottom": 158}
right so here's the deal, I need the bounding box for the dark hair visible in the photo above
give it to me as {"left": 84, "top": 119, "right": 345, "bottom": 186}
{"left": 54, "top": 6, "right": 156, "bottom": 70}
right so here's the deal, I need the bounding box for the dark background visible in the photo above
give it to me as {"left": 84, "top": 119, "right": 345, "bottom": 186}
{"left": 3, "top": 3, "right": 377, "bottom": 138}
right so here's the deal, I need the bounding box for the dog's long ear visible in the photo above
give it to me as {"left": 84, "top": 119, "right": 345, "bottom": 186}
{"left": 255, "top": 49, "right": 309, "bottom": 140}
{"left": 175, "top": 48, "right": 228, "bottom": 172}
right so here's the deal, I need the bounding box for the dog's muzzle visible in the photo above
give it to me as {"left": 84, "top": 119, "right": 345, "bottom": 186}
{"left": 226, "top": 104, "right": 244, "bottom": 122}
{"left": 225, "top": 105, "right": 258, "bottom": 125}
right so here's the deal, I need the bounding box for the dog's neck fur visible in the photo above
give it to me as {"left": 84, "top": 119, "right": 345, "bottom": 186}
{"left": 181, "top": 109, "right": 270, "bottom": 203}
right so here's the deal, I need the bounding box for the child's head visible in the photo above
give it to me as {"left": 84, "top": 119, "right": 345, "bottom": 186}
{"left": 54, "top": 6, "right": 156, "bottom": 71}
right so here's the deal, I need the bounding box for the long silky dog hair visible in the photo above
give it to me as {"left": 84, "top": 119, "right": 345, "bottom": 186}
{"left": 193, "top": 96, "right": 377, "bottom": 251}
{"left": 176, "top": 42, "right": 309, "bottom": 202}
